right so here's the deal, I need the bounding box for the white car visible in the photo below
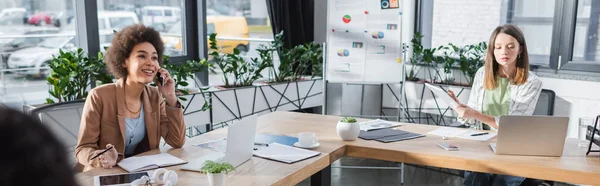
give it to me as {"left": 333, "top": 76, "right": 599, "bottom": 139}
{"left": 141, "top": 6, "right": 181, "bottom": 31}
{"left": 98, "top": 11, "right": 140, "bottom": 31}
{"left": 7, "top": 35, "right": 76, "bottom": 76}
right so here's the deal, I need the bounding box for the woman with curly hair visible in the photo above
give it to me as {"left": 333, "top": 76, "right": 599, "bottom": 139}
{"left": 74, "top": 24, "right": 186, "bottom": 172}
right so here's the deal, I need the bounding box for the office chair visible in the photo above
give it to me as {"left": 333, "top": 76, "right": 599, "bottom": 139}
{"left": 29, "top": 100, "right": 86, "bottom": 167}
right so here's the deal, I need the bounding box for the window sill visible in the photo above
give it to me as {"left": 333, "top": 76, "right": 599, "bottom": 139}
{"left": 531, "top": 66, "right": 600, "bottom": 82}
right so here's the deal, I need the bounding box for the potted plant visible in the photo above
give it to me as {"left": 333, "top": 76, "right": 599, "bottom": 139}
{"left": 337, "top": 117, "right": 360, "bottom": 141}
{"left": 201, "top": 160, "right": 235, "bottom": 186}
{"left": 46, "top": 49, "right": 113, "bottom": 104}
{"left": 460, "top": 41, "right": 487, "bottom": 86}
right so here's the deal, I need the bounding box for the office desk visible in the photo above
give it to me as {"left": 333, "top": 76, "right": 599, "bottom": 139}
{"left": 76, "top": 112, "right": 600, "bottom": 185}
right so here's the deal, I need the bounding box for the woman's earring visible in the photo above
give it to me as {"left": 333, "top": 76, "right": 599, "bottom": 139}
{"left": 518, "top": 54, "right": 521, "bottom": 58}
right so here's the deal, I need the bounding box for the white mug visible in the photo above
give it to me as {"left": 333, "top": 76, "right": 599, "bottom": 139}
{"left": 298, "top": 132, "right": 318, "bottom": 146}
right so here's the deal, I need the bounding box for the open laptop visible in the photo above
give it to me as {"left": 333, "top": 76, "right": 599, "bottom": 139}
{"left": 181, "top": 114, "right": 258, "bottom": 171}
{"left": 490, "top": 115, "right": 569, "bottom": 157}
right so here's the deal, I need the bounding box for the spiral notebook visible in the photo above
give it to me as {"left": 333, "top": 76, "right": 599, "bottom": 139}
{"left": 117, "top": 153, "right": 187, "bottom": 172}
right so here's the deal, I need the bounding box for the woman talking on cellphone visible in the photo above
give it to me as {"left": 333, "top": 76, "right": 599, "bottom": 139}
{"left": 448, "top": 24, "right": 543, "bottom": 186}
{"left": 74, "top": 24, "right": 186, "bottom": 172}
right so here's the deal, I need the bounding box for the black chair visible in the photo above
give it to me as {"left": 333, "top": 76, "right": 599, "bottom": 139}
{"left": 29, "top": 100, "right": 86, "bottom": 166}
{"left": 521, "top": 89, "right": 555, "bottom": 186}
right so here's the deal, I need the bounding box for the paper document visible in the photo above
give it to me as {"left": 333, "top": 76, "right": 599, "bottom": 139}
{"left": 424, "top": 83, "right": 459, "bottom": 108}
{"left": 117, "top": 153, "right": 187, "bottom": 172}
{"left": 253, "top": 143, "right": 321, "bottom": 164}
{"left": 359, "top": 119, "right": 402, "bottom": 131}
{"left": 427, "top": 127, "right": 497, "bottom": 141}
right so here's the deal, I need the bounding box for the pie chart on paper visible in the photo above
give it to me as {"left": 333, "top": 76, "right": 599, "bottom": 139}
{"left": 342, "top": 15, "right": 351, "bottom": 23}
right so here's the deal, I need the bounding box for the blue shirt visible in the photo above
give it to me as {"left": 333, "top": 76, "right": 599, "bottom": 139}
{"left": 124, "top": 104, "right": 146, "bottom": 157}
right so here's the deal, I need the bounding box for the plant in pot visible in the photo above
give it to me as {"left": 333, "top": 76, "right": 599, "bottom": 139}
{"left": 46, "top": 49, "right": 113, "bottom": 104}
{"left": 208, "top": 33, "right": 269, "bottom": 88}
{"left": 265, "top": 31, "right": 323, "bottom": 83}
{"left": 460, "top": 41, "right": 487, "bottom": 86}
{"left": 408, "top": 32, "right": 425, "bottom": 81}
{"left": 201, "top": 160, "right": 235, "bottom": 186}
{"left": 161, "top": 55, "right": 212, "bottom": 110}
{"left": 437, "top": 44, "right": 457, "bottom": 85}
{"left": 337, "top": 117, "right": 360, "bottom": 141}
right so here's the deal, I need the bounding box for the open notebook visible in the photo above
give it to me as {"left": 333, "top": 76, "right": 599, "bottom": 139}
{"left": 253, "top": 143, "right": 321, "bottom": 164}
{"left": 117, "top": 153, "right": 187, "bottom": 172}
{"left": 427, "top": 127, "right": 497, "bottom": 141}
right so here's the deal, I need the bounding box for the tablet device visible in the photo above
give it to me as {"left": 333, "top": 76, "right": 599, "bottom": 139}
{"left": 93, "top": 172, "right": 149, "bottom": 186}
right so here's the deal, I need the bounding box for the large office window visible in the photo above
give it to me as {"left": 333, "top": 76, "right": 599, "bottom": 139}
{"left": 0, "top": 0, "right": 77, "bottom": 109}
{"left": 507, "top": 0, "right": 556, "bottom": 66}
{"left": 421, "top": 0, "right": 600, "bottom": 73}
{"left": 206, "top": 0, "right": 274, "bottom": 85}
{"left": 97, "top": 0, "right": 186, "bottom": 56}
{"left": 573, "top": 0, "right": 600, "bottom": 62}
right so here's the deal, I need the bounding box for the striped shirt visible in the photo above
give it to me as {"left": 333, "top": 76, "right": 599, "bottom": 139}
{"left": 458, "top": 67, "right": 543, "bottom": 130}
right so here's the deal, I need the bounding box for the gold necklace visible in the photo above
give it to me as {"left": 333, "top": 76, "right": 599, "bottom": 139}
{"left": 124, "top": 84, "right": 142, "bottom": 115}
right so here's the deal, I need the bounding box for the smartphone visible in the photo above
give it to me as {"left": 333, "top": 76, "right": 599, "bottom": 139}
{"left": 156, "top": 71, "right": 163, "bottom": 86}
{"left": 94, "top": 172, "right": 149, "bottom": 186}
{"left": 437, "top": 142, "right": 458, "bottom": 151}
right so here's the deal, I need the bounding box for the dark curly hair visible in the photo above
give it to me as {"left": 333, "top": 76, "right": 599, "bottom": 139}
{"left": 105, "top": 24, "right": 164, "bottom": 79}
{"left": 0, "top": 107, "right": 78, "bottom": 186}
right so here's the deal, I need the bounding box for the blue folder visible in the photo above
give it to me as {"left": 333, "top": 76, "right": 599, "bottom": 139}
{"left": 255, "top": 133, "right": 299, "bottom": 146}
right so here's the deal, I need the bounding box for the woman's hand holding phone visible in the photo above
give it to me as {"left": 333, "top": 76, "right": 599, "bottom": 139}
{"left": 155, "top": 68, "right": 177, "bottom": 107}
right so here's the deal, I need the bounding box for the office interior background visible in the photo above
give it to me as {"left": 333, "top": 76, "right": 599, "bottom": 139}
{"left": 1, "top": 0, "right": 600, "bottom": 185}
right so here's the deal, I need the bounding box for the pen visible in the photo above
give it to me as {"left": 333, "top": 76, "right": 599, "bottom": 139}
{"left": 89, "top": 145, "right": 114, "bottom": 160}
{"left": 254, "top": 142, "right": 269, "bottom": 146}
{"left": 471, "top": 132, "right": 489, "bottom": 136}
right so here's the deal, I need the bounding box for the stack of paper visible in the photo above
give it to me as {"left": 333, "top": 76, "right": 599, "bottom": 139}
{"left": 427, "top": 127, "right": 497, "bottom": 141}
{"left": 117, "top": 153, "right": 187, "bottom": 172}
{"left": 359, "top": 119, "right": 402, "bottom": 131}
{"left": 253, "top": 143, "right": 321, "bottom": 164}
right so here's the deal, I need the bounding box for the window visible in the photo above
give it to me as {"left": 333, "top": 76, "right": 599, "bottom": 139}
{"left": 164, "top": 9, "right": 173, "bottom": 17}
{"left": 507, "top": 0, "right": 556, "bottom": 66}
{"left": 1, "top": 0, "right": 78, "bottom": 110}
{"left": 207, "top": 0, "right": 274, "bottom": 85}
{"left": 573, "top": 0, "right": 598, "bottom": 62}
{"left": 98, "top": 1, "right": 186, "bottom": 56}
{"left": 109, "top": 17, "right": 136, "bottom": 31}
{"left": 421, "top": 0, "right": 600, "bottom": 73}
{"left": 98, "top": 19, "right": 106, "bottom": 29}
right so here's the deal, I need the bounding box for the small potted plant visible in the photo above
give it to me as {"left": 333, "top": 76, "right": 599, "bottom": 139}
{"left": 337, "top": 117, "right": 360, "bottom": 141}
{"left": 201, "top": 160, "right": 235, "bottom": 186}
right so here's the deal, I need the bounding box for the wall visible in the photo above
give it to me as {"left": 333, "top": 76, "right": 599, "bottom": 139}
{"left": 540, "top": 77, "right": 600, "bottom": 138}
{"left": 431, "top": 0, "right": 501, "bottom": 48}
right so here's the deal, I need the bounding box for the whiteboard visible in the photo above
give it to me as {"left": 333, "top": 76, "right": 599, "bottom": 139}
{"left": 325, "top": 0, "right": 404, "bottom": 83}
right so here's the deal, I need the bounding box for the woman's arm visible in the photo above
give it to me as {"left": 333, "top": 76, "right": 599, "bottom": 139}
{"left": 159, "top": 99, "right": 186, "bottom": 148}
{"left": 455, "top": 105, "right": 498, "bottom": 129}
{"left": 75, "top": 89, "right": 103, "bottom": 167}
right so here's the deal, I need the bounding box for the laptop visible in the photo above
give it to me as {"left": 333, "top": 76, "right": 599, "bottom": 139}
{"left": 490, "top": 115, "right": 569, "bottom": 157}
{"left": 181, "top": 114, "right": 258, "bottom": 171}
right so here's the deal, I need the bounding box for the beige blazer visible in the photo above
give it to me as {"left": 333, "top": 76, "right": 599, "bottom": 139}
{"left": 74, "top": 79, "right": 186, "bottom": 172}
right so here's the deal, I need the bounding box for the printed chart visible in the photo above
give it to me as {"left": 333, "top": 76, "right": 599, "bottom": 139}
{"left": 326, "top": 0, "right": 404, "bottom": 83}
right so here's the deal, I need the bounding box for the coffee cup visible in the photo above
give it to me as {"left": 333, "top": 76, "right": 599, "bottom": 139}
{"left": 298, "top": 132, "right": 318, "bottom": 146}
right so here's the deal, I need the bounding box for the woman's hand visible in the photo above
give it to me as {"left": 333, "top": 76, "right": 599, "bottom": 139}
{"left": 95, "top": 144, "right": 118, "bottom": 169}
{"left": 156, "top": 68, "right": 178, "bottom": 107}
{"left": 448, "top": 90, "right": 476, "bottom": 119}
